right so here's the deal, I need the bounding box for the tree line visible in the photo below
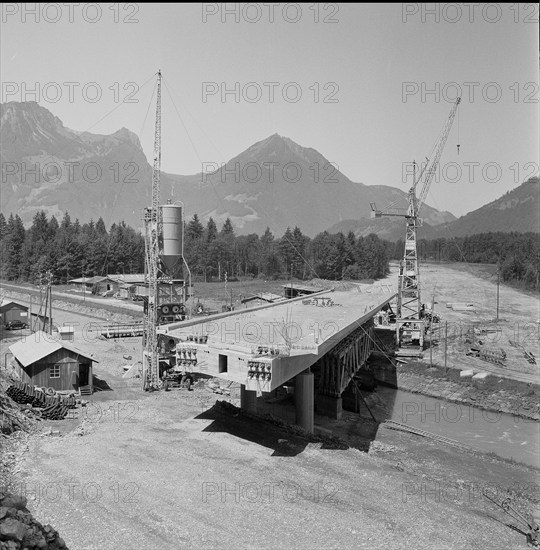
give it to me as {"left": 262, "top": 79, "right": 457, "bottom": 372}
{"left": 0, "top": 211, "right": 390, "bottom": 284}
{"left": 3, "top": 212, "right": 535, "bottom": 291}
{"left": 0, "top": 211, "right": 144, "bottom": 283}
{"left": 413, "top": 232, "right": 540, "bottom": 291}
{"left": 182, "top": 214, "right": 390, "bottom": 281}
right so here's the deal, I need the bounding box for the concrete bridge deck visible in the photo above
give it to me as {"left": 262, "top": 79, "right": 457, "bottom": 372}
{"left": 160, "top": 285, "right": 396, "bottom": 394}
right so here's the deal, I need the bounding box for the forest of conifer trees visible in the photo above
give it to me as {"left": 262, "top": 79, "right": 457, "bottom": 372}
{"left": 0, "top": 211, "right": 390, "bottom": 284}
{"left": 0, "top": 211, "right": 537, "bottom": 291}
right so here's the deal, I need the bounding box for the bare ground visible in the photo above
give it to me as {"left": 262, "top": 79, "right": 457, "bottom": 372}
{"left": 3, "top": 381, "right": 538, "bottom": 550}
{"left": 420, "top": 262, "right": 539, "bottom": 381}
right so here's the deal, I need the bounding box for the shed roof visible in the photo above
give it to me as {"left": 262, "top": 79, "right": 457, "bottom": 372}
{"left": 9, "top": 331, "right": 96, "bottom": 368}
{"left": 0, "top": 300, "right": 29, "bottom": 311}
{"left": 69, "top": 276, "right": 109, "bottom": 284}
{"left": 108, "top": 274, "right": 146, "bottom": 284}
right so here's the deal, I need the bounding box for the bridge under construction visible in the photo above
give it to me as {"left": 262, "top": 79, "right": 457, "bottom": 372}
{"left": 158, "top": 285, "right": 396, "bottom": 432}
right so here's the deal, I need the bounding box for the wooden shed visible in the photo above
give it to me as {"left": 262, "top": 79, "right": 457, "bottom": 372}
{"left": 0, "top": 300, "right": 30, "bottom": 326}
{"left": 68, "top": 276, "right": 117, "bottom": 295}
{"left": 9, "top": 331, "right": 96, "bottom": 393}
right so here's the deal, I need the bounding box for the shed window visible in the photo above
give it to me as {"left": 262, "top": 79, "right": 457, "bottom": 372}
{"left": 49, "top": 365, "right": 60, "bottom": 378}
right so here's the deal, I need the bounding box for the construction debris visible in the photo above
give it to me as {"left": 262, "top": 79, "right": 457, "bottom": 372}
{"left": 466, "top": 346, "right": 507, "bottom": 366}
{"left": 509, "top": 340, "right": 537, "bottom": 365}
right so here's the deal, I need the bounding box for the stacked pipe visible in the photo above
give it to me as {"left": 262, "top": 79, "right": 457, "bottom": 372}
{"left": 6, "top": 382, "right": 77, "bottom": 420}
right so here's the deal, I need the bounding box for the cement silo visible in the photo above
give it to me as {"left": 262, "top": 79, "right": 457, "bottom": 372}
{"left": 159, "top": 203, "right": 184, "bottom": 279}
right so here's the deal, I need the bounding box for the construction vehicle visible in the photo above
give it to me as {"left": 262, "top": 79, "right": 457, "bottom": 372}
{"left": 370, "top": 97, "right": 461, "bottom": 356}
{"left": 141, "top": 70, "right": 190, "bottom": 391}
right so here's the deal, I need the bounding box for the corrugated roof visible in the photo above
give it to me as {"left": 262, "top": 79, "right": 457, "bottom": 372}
{"left": 108, "top": 274, "right": 145, "bottom": 284}
{"left": 0, "top": 300, "right": 28, "bottom": 311}
{"left": 9, "top": 331, "right": 96, "bottom": 367}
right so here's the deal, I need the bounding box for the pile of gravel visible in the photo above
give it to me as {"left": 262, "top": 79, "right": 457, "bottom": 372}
{"left": 0, "top": 492, "right": 67, "bottom": 549}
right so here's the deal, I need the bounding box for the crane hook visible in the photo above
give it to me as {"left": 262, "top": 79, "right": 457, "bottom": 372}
{"left": 457, "top": 144, "right": 460, "bottom": 155}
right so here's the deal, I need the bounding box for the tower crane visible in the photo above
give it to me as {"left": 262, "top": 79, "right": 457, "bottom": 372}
{"left": 370, "top": 97, "right": 461, "bottom": 355}
{"left": 142, "top": 70, "right": 162, "bottom": 391}
{"left": 141, "top": 71, "right": 190, "bottom": 391}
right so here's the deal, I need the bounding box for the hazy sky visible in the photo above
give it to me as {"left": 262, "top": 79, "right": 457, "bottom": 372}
{"left": 1, "top": 3, "right": 538, "bottom": 216}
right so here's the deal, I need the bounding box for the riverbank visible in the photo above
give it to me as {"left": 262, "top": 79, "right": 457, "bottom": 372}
{"left": 374, "top": 358, "right": 540, "bottom": 422}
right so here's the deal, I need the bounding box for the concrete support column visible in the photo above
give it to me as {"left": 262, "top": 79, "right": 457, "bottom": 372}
{"left": 295, "top": 370, "right": 314, "bottom": 434}
{"left": 317, "top": 394, "right": 343, "bottom": 420}
{"left": 240, "top": 384, "right": 257, "bottom": 413}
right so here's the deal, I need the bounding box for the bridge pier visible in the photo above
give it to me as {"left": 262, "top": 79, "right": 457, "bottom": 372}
{"left": 295, "top": 370, "right": 314, "bottom": 433}
{"left": 240, "top": 384, "right": 257, "bottom": 413}
{"left": 317, "top": 394, "right": 343, "bottom": 420}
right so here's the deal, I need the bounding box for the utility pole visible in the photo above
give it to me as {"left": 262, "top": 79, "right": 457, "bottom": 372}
{"left": 224, "top": 271, "right": 228, "bottom": 308}
{"left": 35, "top": 273, "right": 43, "bottom": 332}
{"left": 47, "top": 271, "right": 53, "bottom": 335}
{"left": 290, "top": 262, "right": 294, "bottom": 296}
{"left": 496, "top": 261, "right": 500, "bottom": 321}
{"left": 429, "top": 294, "right": 435, "bottom": 367}
{"left": 49, "top": 275, "right": 53, "bottom": 335}
{"left": 444, "top": 320, "right": 448, "bottom": 369}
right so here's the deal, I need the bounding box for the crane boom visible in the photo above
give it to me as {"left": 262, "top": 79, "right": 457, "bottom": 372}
{"left": 142, "top": 70, "right": 162, "bottom": 391}
{"left": 416, "top": 97, "right": 461, "bottom": 214}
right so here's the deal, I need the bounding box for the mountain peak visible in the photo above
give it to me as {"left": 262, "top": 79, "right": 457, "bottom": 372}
{"left": 239, "top": 133, "right": 327, "bottom": 168}
{"left": 2, "top": 103, "right": 467, "bottom": 237}
{"left": 1, "top": 100, "right": 65, "bottom": 134}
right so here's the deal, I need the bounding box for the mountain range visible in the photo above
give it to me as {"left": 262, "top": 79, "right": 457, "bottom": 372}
{"left": 327, "top": 176, "right": 539, "bottom": 240}
{"left": 1, "top": 101, "right": 537, "bottom": 239}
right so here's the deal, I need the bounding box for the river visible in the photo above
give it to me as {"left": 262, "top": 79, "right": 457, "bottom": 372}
{"left": 374, "top": 387, "right": 540, "bottom": 469}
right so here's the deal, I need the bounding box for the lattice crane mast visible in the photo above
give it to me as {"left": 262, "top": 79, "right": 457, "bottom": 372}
{"left": 370, "top": 97, "right": 461, "bottom": 354}
{"left": 142, "top": 70, "right": 162, "bottom": 391}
